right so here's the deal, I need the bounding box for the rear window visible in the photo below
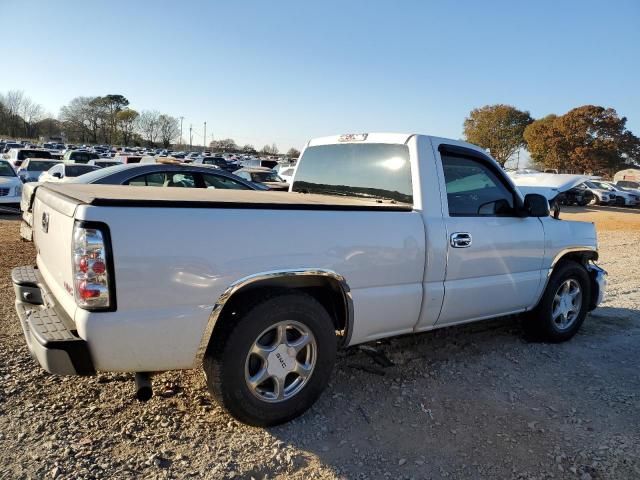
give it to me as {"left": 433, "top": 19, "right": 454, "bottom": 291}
{"left": 27, "top": 160, "right": 59, "bottom": 171}
{"left": 66, "top": 165, "right": 99, "bottom": 177}
{"left": 292, "top": 143, "right": 413, "bottom": 204}
{"left": 18, "top": 150, "right": 52, "bottom": 160}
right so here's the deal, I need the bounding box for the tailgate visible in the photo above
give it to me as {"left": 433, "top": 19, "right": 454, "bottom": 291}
{"left": 32, "top": 186, "right": 80, "bottom": 322}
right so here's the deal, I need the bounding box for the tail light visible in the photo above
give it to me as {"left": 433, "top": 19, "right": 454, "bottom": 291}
{"left": 72, "top": 222, "right": 115, "bottom": 310}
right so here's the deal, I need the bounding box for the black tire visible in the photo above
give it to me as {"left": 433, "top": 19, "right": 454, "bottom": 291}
{"left": 203, "top": 292, "right": 337, "bottom": 426}
{"left": 526, "top": 260, "right": 591, "bottom": 342}
{"left": 615, "top": 197, "right": 625, "bottom": 207}
{"left": 590, "top": 196, "right": 600, "bottom": 206}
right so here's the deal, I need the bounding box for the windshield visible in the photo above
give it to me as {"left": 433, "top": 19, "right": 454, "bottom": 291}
{"left": 292, "top": 143, "right": 413, "bottom": 204}
{"left": 66, "top": 165, "right": 99, "bottom": 177}
{"left": 587, "top": 181, "right": 613, "bottom": 190}
{"left": 0, "top": 161, "right": 16, "bottom": 176}
{"left": 27, "top": 160, "right": 59, "bottom": 171}
{"left": 18, "top": 150, "right": 52, "bottom": 160}
{"left": 252, "top": 171, "right": 284, "bottom": 182}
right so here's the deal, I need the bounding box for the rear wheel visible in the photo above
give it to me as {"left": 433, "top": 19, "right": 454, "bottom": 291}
{"left": 204, "top": 292, "right": 337, "bottom": 426}
{"left": 526, "top": 260, "right": 591, "bottom": 342}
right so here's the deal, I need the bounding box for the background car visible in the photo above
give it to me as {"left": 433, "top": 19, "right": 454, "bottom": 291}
{"left": 192, "top": 156, "right": 238, "bottom": 172}
{"left": 62, "top": 150, "right": 100, "bottom": 164}
{"left": 277, "top": 166, "right": 296, "bottom": 184}
{"left": 68, "top": 163, "right": 268, "bottom": 189}
{"left": 88, "top": 159, "right": 123, "bottom": 168}
{"left": 3, "top": 148, "right": 53, "bottom": 169}
{"left": 583, "top": 181, "right": 616, "bottom": 205}
{"left": 20, "top": 163, "right": 268, "bottom": 241}
{"left": 558, "top": 184, "right": 594, "bottom": 206}
{"left": 17, "top": 159, "right": 62, "bottom": 183}
{"left": 0, "top": 159, "right": 22, "bottom": 209}
{"left": 1, "top": 142, "right": 23, "bottom": 154}
{"left": 233, "top": 167, "right": 289, "bottom": 191}
{"left": 38, "top": 163, "right": 100, "bottom": 183}
{"left": 616, "top": 180, "right": 640, "bottom": 190}
{"left": 590, "top": 180, "right": 639, "bottom": 207}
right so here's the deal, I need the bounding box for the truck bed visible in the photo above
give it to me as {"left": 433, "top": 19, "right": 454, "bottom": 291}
{"left": 41, "top": 184, "right": 413, "bottom": 211}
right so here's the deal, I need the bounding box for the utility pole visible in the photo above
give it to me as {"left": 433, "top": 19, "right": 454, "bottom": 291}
{"left": 204, "top": 121, "right": 207, "bottom": 151}
{"left": 189, "top": 124, "right": 192, "bottom": 151}
{"left": 179, "top": 116, "right": 184, "bottom": 148}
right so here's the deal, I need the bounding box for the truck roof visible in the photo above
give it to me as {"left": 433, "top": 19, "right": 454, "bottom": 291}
{"left": 40, "top": 184, "right": 413, "bottom": 211}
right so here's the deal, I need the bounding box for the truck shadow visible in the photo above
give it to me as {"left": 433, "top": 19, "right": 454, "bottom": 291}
{"left": 262, "top": 306, "right": 640, "bottom": 478}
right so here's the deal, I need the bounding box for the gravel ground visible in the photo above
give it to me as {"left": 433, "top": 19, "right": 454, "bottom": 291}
{"left": 1, "top": 207, "right": 639, "bottom": 480}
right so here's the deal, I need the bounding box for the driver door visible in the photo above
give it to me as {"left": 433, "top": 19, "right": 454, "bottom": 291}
{"left": 436, "top": 148, "right": 545, "bottom": 326}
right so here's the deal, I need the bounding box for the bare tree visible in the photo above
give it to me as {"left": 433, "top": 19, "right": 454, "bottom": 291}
{"left": 158, "top": 114, "right": 179, "bottom": 148}
{"left": 136, "top": 110, "right": 161, "bottom": 145}
{"left": 20, "top": 97, "right": 45, "bottom": 137}
{"left": 3, "top": 90, "right": 26, "bottom": 137}
{"left": 117, "top": 109, "right": 139, "bottom": 146}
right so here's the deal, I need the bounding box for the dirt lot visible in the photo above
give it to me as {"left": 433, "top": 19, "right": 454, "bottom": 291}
{"left": 1, "top": 207, "right": 639, "bottom": 480}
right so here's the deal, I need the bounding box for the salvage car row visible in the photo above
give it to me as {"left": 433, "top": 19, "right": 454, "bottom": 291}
{"left": 1, "top": 146, "right": 292, "bottom": 210}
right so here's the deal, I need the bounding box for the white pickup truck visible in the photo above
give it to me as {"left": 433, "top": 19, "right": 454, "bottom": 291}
{"left": 12, "top": 133, "right": 606, "bottom": 426}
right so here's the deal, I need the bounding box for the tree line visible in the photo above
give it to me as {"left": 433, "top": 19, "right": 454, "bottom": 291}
{"left": 464, "top": 104, "right": 640, "bottom": 175}
{"left": 0, "top": 90, "right": 301, "bottom": 156}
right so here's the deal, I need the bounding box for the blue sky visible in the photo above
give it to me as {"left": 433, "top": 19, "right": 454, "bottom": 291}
{"left": 2, "top": 0, "right": 638, "bottom": 151}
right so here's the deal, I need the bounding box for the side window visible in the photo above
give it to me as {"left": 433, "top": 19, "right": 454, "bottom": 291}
{"left": 126, "top": 173, "right": 165, "bottom": 186}
{"left": 167, "top": 173, "right": 196, "bottom": 188}
{"left": 441, "top": 154, "right": 515, "bottom": 216}
{"left": 202, "top": 173, "right": 250, "bottom": 190}
{"left": 49, "top": 164, "right": 63, "bottom": 175}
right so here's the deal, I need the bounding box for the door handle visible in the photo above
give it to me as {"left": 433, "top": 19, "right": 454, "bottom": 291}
{"left": 450, "top": 232, "right": 472, "bottom": 248}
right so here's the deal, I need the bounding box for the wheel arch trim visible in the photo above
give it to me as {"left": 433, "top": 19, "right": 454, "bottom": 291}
{"left": 532, "top": 246, "right": 599, "bottom": 309}
{"left": 193, "top": 269, "right": 354, "bottom": 367}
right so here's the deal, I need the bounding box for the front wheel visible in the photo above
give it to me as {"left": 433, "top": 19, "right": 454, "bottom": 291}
{"left": 526, "top": 260, "right": 591, "bottom": 342}
{"left": 203, "top": 292, "right": 337, "bottom": 426}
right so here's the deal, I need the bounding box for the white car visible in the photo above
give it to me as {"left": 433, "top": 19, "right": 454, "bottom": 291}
{"left": 0, "top": 159, "right": 22, "bottom": 207}
{"left": 3, "top": 148, "right": 54, "bottom": 170}
{"left": 38, "top": 163, "right": 100, "bottom": 183}
{"left": 277, "top": 165, "right": 296, "bottom": 184}
{"left": 583, "top": 181, "right": 617, "bottom": 205}
{"left": 601, "top": 181, "right": 640, "bottom": 206}
{"left": 13, "top": 132, "right": 606, "bottom": 427}
{"left": 589, "top": 180, "right": 639, "bottom": 207}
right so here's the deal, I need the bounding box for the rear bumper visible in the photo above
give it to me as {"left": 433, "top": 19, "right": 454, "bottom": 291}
{"left": 12, "top": 266, "right": 95, "bottom": 376}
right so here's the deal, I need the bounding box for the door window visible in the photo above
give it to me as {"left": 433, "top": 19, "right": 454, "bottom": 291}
{"left": 202, "top": 173, "right": 250, "bottom": 189}
{"left": 441, "top": 154, "right": 515, "bottom": 216}
{"left": 125, "top": 172, "right": 197, "bottom": 187}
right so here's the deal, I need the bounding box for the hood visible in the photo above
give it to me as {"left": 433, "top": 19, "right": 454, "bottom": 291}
{"left": 508, "top": 173, "right": 589, "bottom": 200}
{"left": 0, "top": 175, "right": 21, "bottom": 186}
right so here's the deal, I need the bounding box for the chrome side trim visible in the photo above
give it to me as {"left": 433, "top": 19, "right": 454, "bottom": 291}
{"left": 550, "top": 246, "right": 598, "bottom": 268}
{"left": 193, "top": 269, "right": 354, "bottom": 367}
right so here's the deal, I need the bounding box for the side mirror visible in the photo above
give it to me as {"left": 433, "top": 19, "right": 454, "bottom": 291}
{"left": 523, "top": 193, "right": 550, "bottom": 217}
{"left": 52, "top": 172, "right": 62, "bottom": 179}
